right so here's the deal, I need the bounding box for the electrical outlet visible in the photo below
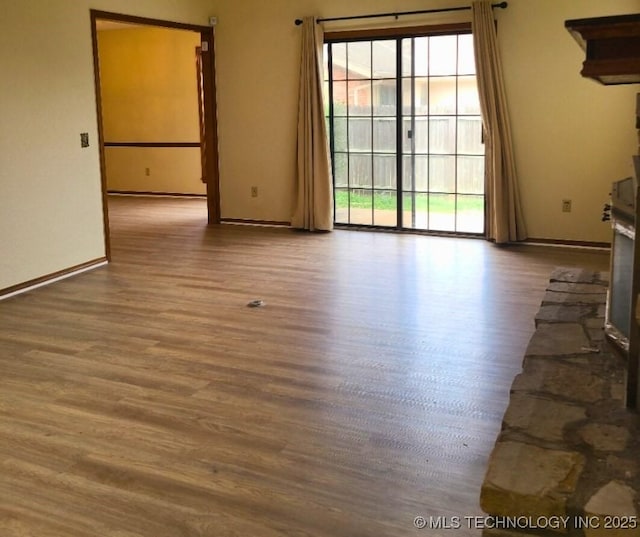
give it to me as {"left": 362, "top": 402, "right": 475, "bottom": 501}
{"left": 80, "top": 132, "right": 89, "bottom": 148}
{"left": 251, "top": 186, "right": 258, "bottom": 198}
{"left": 145, "top": 168, "right": 150, "bottom": 176}
{"left": 562, "top": 199, "right": 572, "bottom": 213}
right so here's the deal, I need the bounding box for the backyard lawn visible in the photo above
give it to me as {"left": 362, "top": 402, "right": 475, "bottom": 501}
{"left": 334, "top": 190, "right": 484, "bottom": 212}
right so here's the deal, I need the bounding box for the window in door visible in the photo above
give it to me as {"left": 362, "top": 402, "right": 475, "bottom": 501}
{"left": 324, "top": 31, "right": 485, "bottom": 234}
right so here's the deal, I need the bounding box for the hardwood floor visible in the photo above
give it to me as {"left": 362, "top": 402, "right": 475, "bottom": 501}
{"left": 0, "top": 196, "right": 610, "bottom": 537}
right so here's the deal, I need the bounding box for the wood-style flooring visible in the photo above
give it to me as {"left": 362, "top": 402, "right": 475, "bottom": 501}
{"left": 0, "top": 196, "right": 610, "bottom": 537}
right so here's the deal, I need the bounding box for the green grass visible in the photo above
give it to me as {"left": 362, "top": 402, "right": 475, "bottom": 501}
{"left": 334, "top": 190, "right": 484, "bottom": 213}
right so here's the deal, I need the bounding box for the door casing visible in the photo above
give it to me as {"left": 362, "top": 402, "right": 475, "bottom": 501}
{"left": 90, "top": 10, "right": 221, "bottom": 260}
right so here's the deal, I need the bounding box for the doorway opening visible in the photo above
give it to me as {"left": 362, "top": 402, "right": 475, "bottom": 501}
{"left": 324, "top": 26, "right": 485, "bottom": 234}
{"left": 90, "top": 11, "right": 220, "bottom": 259}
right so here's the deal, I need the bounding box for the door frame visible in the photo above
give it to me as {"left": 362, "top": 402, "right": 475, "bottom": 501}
{"left": 324, "top": 23, "right": 485, "bottom": 236}
{"left": 90, "top": 10, "right": 221, "bottom": 260}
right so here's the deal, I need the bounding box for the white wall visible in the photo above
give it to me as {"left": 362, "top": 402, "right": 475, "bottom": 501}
{"left": 2, "top": 0, "right": 639, "bottom": 292}
{"left": 0, "top": 0, "right": 213, "bottom": 290}
{"left": 498, "top": 0, "right": 639, "bottom": 242}
{"left": 209, "top": 0, "right": 639, "bottom": 241}
{"left": 212, "top": 0, "right": 462, "bottom": 224}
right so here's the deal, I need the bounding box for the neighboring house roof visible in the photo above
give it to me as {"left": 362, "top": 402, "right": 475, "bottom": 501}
{"left": 331, "top": 40, "right": 403, "bottom": 79}
{"left": 330, "top": 35, "right": 475, "bottom": 79}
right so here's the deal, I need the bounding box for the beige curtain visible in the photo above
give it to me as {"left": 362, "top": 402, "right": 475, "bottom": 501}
{"left": 292, "top": 17, "right": 333, "bottom": 231}
{"left": 472, "top": 1, "right": 527, "bottom": 243}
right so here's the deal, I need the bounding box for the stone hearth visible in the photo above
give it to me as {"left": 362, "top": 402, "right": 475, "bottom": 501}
{"left": 480, "top": 267, "right": 640, "bottom": 537}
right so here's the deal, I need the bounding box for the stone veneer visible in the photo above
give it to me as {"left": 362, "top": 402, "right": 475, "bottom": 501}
{"left": 480, "top": 267, "right": 640, "bottom": 537}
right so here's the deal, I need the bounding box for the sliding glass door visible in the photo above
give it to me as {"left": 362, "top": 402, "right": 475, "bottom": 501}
{"left": 324, "top": 31, "right": 485, "bottom": 234}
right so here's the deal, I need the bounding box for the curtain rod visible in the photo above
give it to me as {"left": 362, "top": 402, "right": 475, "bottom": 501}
{"left": 295, "top": 1, "right": 507, "bottom": 26}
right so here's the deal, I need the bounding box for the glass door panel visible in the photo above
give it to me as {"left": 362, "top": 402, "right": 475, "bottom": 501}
{"left": 400, "top": 33, "right": 485, "bottom": 234}
{"left": 326, "top": 39, "right": 398, "bottom": 227}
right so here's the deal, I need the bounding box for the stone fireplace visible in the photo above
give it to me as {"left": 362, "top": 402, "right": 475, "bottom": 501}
{"left": 478, "top": 12, "right": 640, "bottom": 537}
{"left": 480, "top": 268, "right": 639, "bottom": 537}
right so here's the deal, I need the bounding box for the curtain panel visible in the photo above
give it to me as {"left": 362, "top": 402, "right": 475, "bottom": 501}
{"left": 292, "top": 17, "right": 333, "bottom": 231}
{"left": 472, "top": 1, "right": 527, "bottom": 243}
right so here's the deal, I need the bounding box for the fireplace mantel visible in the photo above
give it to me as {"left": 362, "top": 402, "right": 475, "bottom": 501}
{"left": 565, "top": 13, "right": 640, "bottom": 85}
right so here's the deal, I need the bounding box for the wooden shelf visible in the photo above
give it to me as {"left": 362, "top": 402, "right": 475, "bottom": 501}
{"left": 565, "top": 13, "right": 640, "bottom": 85}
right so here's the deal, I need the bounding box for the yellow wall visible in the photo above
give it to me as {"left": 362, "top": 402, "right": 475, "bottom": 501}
{"left": 0, "top": 0, "right": 212, "bottom": 290}
{"left": 103, "top": 147, "right": 205, "bottom": 194}
{"left": 209, "top": 0, "right": 639, "bottom": 241}
{"left": 98, "top": 26, "right": 205, "bottom": 195}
